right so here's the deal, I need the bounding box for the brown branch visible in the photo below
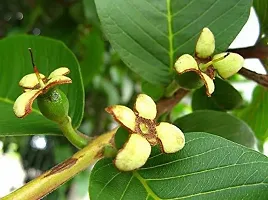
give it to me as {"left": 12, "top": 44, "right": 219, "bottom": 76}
{"left": 156, "top": 88, "right": 189, "bottom": 117}
{"left": 228, "top": 43, "right": 268, "bottom": 59}
{"left": 238, "top": 67, "right": 268, "bottom": 87}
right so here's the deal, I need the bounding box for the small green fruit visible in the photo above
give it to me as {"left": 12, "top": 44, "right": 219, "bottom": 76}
{"left": 37, "top": 88, "right": 69, "bottom": 124}
{"left": 175, "top": 71, "right": 204, "bottom": 90}
{"left": 213, "top": 53, "right": 244, "bottom": 78}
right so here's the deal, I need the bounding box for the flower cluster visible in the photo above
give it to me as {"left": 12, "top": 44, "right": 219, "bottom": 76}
{"left": 13, "top": 67, "right": 71, "bottom": 118}
{"left": 106, "top": 94, "right": 185, "bottom": 171}
{"left": 174, "top": 27, "right": 244, "bottom": 96}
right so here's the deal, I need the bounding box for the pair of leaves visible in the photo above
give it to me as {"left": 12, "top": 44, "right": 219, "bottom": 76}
{"left": 95, "top": 0, "right": 252, "bottom": 85}
{"left": 89, "top": 132, "right": 268, "bottom": 200}
{"left": 0, "top": 36, "right": 84, "bottom": 136}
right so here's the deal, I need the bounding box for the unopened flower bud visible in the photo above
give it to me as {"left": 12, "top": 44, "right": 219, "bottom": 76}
{"left": 212, "top": 53, "right": 244, "bottom": 78}
{"left": 196, "top": 28, "right": 215, "bottom": 59}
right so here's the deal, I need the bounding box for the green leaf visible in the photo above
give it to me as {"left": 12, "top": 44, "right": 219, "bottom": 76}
{"left": 174, "top": 110, "right": 255, "bottom": 148}
{"left": 141, "top": 81, "right": 164, "bottom": 101}
{"left": 254, "top": 0, "right": 268, "bottom": 35}
{"left": 237, "top": 86, "right": 268, "bottom": 141}
{"left": 192, "top": 78, "right": 243, "bottom": 111}
{"left": 79, "top": 28, "right": 105, "bottom": 88}
{"left": 0, "top": 35, "right": 84, "bottom": 136}
{"left": 89, "top": 132, "right": 268, "bottom": 199}
{"left": 95, "top": 0, "right": 252, "bottom": 85}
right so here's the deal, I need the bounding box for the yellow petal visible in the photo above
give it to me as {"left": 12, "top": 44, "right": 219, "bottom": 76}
{"left": 44, "top": 75, "right": 72, "bottom": 91}
{"left": 13, "top": 89, "right": 42, "bottom": 118}
{"left": 105, "top": 105, "right": 136, "bottom": 131}
{"left": 195, "top": 27, "right": 215, "bottom": 58}
{"left": 213, "top": 53, "right": 244, "bottom": 78}
{"left": 48, "top": 67, "right": 70, "bottom": 79}
{"left": 115, "top": 134, "right": 151, "bottom": 171}
{"left": 19, "top": 73, "right": 45, "bottom": 89}
{"left": 135, "top": 94, "right": 157, "bottom": 120}
{"left": 174, "top": 54, "right": 198, "bottom": 73}
{"left": 199, "top": 72, "right": 215, "bottom": 96}
{"left": 156, "top": 122, "right": 185, "bottom": 153}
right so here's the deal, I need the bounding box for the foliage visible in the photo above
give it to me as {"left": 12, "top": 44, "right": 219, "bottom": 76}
{"left": 1, "top": 0, "right": 268, "bottom": 200}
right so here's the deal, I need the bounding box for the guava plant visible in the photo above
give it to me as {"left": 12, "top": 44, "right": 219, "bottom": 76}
{"left": 1, "top": 0, "right": 268, "bottom": 199}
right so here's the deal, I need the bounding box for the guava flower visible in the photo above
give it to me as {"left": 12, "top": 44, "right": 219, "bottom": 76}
{"left": 174, "top": 27, "right": 244, "bottom": 96}
{"left": 106, "top": 94, "right": 185, "bottom": 171}
{"left": 13, "top": 50, "right": 72, "bottom": 118}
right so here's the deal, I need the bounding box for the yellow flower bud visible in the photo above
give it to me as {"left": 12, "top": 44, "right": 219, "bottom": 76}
{"left": 212, "top": 53, "right": 244, "bottom": 78}
{"left": 196, "top": 28, "right": 215, "bottom": 59}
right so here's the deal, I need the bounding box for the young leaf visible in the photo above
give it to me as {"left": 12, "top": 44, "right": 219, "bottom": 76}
{"left": 89, "top": 132, "right": 268, "bottom": 199}
{"left": 192, "top": 78, "right": 243, "bottom": 111}
{"left": 237, "top": 86, "right": 268, "bottom": 141}
{"left": 95, "top": 0, "right": 252, "bottom": 85}
{"left": 174, "top": 110, "right": 255, "bottom": 148}
{"left": 0, "top": 35, "right": 84, "bottom": 136}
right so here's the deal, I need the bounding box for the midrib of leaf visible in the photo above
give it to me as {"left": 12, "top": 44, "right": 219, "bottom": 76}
{"left": 166, "top": 0, "right": 174, "bottom": 71}
{"left": 133, "top": 171, "right": 160, "bottom": 200}
{"left": 0, "top": 97, "right": 41, "bottom": 115}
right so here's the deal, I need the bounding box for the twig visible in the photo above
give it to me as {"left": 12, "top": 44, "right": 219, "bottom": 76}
{"left": 156, "top": 88, "right": 189, "bottom": 117}
{"left": 2, "top": 129, "right": 116, "bottom": 200}
{"left": 238, "top": 67, "right": 268, "bottom": 87}
{"left": 228, "top": 43, "right": 268, "bottom": 59}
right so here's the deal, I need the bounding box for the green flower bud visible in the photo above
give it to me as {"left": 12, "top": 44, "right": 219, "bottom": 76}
{"left": 213, "top": 53, "right": 244, "bottom": 78}
{"left": 37, "top": 88, "right": 69, "bottom": 124}
{"left": 196, "top": 28, "right": 215, "bottom": 58}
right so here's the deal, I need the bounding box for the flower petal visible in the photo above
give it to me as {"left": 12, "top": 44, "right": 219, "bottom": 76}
{"left": 115, "top": 134, "right": 151, "bottom": 171}
{"left": 195, "top": 27, "right": 215, "bottom": 58}
{"left": 174, "top": 54, "right": 198, "bottom": 73}
{"left": 199, "top": 72, "right": 215, "bottom": 96}
{"left": 213, "top": 53, "right": 244, "bottom": 78}
{"left": 105, "top": 105, "right": 136, "bottom": 131}
{"left": 48, "top": 67, "right": 70, "bottom": 79}
{"left": 156, "top": 122, "right": 185, "bottom": 153}
{"left": 19, "top": 73, "right": 45, "bottom": 89}
{"left": 44, "top": 75, "right": 72, "bottom": 91}
{"left": 134, "top": 94, "right": 157, "bottom": 120}
{"left": 13, "top": 89, "right": 42, "bottom": 118}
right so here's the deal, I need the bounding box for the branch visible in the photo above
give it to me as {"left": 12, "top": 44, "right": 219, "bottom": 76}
{"left": 228, "top": 43, "right": 268, "bottom": 59}
{"left": 156, "top": 88, "right": 189, "bottom": 117}
{"left": 238, "top": 67, "right": 268, "bottom": 88}
{"left": 2, "top": 129, "right": 117, "bottom": 200}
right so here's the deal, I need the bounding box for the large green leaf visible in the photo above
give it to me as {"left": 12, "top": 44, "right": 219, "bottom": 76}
{"left": 174, "top": 110, "right": 255, "bottom": 148}
{"left": 0, "top": 35, "right": 84, "bottom": 136}
{"left": 95, "top": 0, "right": 252, "bottom": 85}
{"left": 89, "top": 132, "right": 268, "bottom": 199}
{"left": 192, "top": 78, "right": 243, "bottom": 111}
{"left": 254, "top": 0, "right": 268, "bottom": 35}
{"left": 237, "top": 86, "right": 268, "bottom": 141}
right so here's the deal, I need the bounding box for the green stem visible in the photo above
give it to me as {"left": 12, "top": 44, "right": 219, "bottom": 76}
{"left": 165, "top": 80, "right": 180, "bottom": 97}
{"left": 59, "top": 117, "right": 90, "bottom": 149}
{"left": 2, "top": 129, "right": 117, "bottom": 200}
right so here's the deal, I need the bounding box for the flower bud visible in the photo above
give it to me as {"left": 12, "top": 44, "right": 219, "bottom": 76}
{"left": 212, "top": 53, "right": 244, "bottom": 78}
{"left": 196, "top": 28, "right": 215, "bottom": 58}
{"left": 37, "top": 88, "right": 69, "bottom": 124}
